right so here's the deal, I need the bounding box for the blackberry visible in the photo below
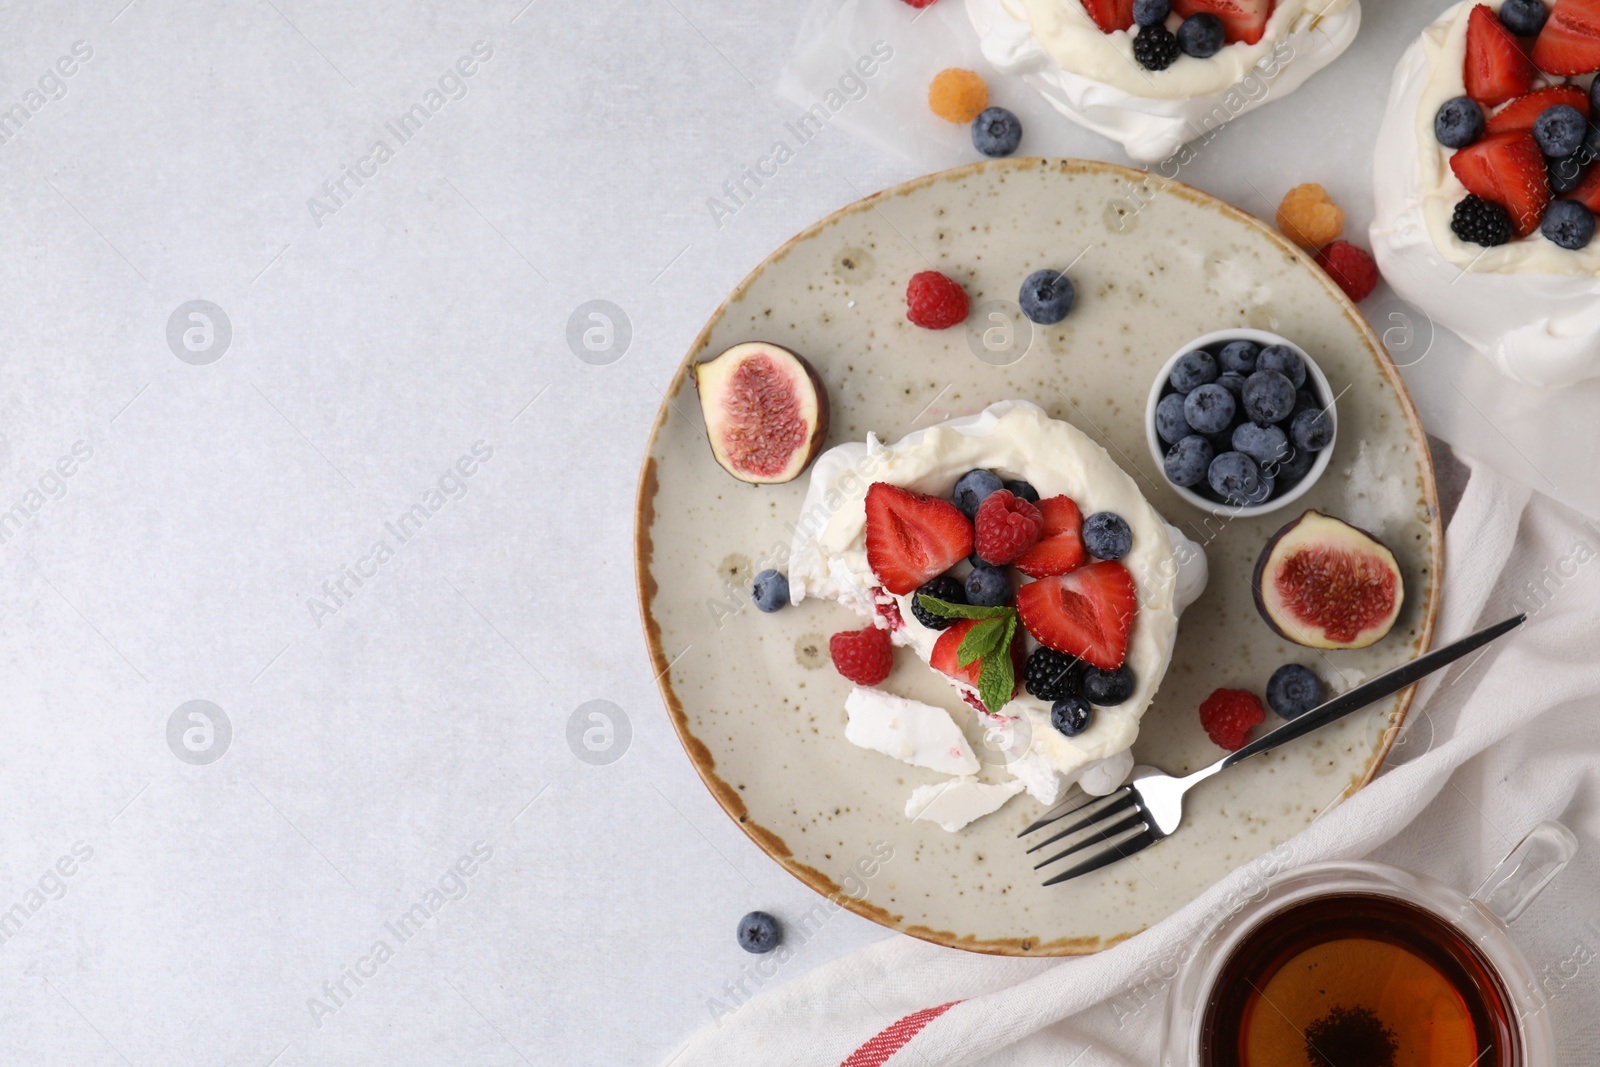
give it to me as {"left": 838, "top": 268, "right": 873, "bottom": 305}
{"left": 1134, "top": 24, "right": 1180, "bottom": 71}
{"left": 1450, "top": 194, "right": 1511, "bottom": 247}
{"left": 1025, "top": 648, "right": 1085, "bottom": 702}
{"left": 911, "top": 576, "right": 966, "bottom": 630}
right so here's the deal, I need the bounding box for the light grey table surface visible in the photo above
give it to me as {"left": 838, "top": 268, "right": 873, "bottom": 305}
{"left": 0, "top": 1, "right": 1574, "bottom": 1064}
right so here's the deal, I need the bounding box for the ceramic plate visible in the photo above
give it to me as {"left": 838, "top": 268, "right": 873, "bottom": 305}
{"left": 636, "top": 159, "right": 1440, "bottom": 956}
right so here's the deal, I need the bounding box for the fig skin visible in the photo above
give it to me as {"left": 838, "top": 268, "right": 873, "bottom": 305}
{"left": 692, "top": 341, "right": 830, "bottom": 484}
{"left": 1252, "top": 509, "right": 1404, "bottom": 650}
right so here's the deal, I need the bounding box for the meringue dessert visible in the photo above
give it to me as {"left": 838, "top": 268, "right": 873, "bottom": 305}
{"left": 966, "top": 0, "right": 1361, "bottom": 163}
{"left": 789, "top": 401, "right": 1207, "bottom": 831}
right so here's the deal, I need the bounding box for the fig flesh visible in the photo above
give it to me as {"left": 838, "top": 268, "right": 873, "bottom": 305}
{"left": 1253, "top": 510, "right": 1403, "bottom": 650}
{"left": 692, "top": 341, "right": 829, "bottom": 484}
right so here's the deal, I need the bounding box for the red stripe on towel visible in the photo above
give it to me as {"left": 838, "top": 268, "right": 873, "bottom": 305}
{"left": 838, "top": 1000, "right": 962, "bottom": 1067}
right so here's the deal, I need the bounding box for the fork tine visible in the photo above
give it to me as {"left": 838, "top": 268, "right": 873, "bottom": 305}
{"left": 1023, "top": 792, "right": 1137, "bottom": 854}
{"left": 1017, "top": 786, "right": 1131, "bottom": 838}
{"left": 1041, "top": 827, "right": 1158, "bottom": 887}
{"left": 1031, "top": 808, "right": 1147, "bottom": 869}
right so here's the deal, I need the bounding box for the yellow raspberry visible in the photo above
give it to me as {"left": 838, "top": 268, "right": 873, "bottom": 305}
{"left": 1276, "top": 184, "right": 1346, "bottom": 249}
{"left": 928, "top": 68, "right": 988, "bottom": 124}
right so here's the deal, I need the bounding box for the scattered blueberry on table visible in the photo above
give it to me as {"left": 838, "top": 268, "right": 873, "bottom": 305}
{"left": 737, "top": 911, "right": 783, "bottom": 954}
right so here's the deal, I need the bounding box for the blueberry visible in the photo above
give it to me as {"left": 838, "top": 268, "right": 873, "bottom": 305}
{"left": 1549, "top": 150, "right": 1589, "bottom": 195}
{"left": 1290, "top": 406, "right": 1334, "bottom": 452}
{"left": 1592, "top": 74, "right": 1600, "bottom": 121}
{"left": 1082, "top": 512, "right": 1133, "bottom": 560}
{"left": 751, "top": 569, "right": 789, "bottom": 612}
{"left": 1208, "top": 451, "right": 1262, "bottom": 505}
{"left": 1292, "top": 387, "right": 1322, "bottom": 415}
{"left": 1026, "top": 648, "right": 1085, "bottom": 701}
{"left": 1231, "top": 422, "right": 1289, "bottom": 466}
{"left": 1242, "top": 467, "right": 1275, "bottom": 506}
{"left": 1169, "top": 348, "right": 1219, "bottom": 393}
{"left": 1164, "top": 435, "right": 1215, "bottom": 488}
{"left": 1155, "top": 392, "right": 1192, "bottom": 444}
{"left": 1051, "top": 696, "right": 1094, "bottom": 737}
{"left": 1256, "top": 344, "right": 1306, "bottom": 387}
{"left": 1542, "top": 198, "right": 1595, "bottom": 250}
{"left": 1177, "top": 12, "right": 1225, "bottom": 57}
{"left": 1215, "top": 371, "right": 1247, "bottom": 399}
{"left": 972, "top": 107, "right": 1022, "bottom": 157}
{"left": 1003, "top": 479, "right": 1039, "bottom": 503}
{"left": 1183, "top": 383, "right": 1236, "bottom": 435}
{"left": 1266, "top": 664, "right": 1324, "bottom": 719}
{"left": 952, "top": 469, "right": 1003, "bottom": 518}
{"left": 1270, "top": 444, "right": 1317, "bottom": 485}
{"left": 737, "top": 911, "right": 782, "bottom": 953}
{"left": 1019, "top": 269, "right": 1076, "bottom": 324}
{"left": 1242, "top": 369, "right": 1297, "bottom": 424}
{"left": 1218, "top": 339, "right": 1260, "bottom": 374}
{"left": 1433, "top": 96, "right": 1485, "bottom": 150}
{"left": 1499, "top": 0, "right": 1549, "bottom": 36}
{"left": 1534, "top": 104, "right": 1586, "bottom": 158}
{"left": 911, "top": 575, "right": 966, "bottom": 630}
{"left": 1083, "top": 665, "right": 1135, "bottom": 706}
{"left": 965, "top": 564, "right": 1013, "bottom": 607}
{"left": 1133, "top": 0, "right": 1171, "bottom": 25}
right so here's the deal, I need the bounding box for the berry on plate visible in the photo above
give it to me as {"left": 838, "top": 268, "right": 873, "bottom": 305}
{"left": 1004, "top": 479, "right": 1039, "bottom": 503}
{"left": 1018, "top": 269, "right": 1077, "bottom": 324}
{"left": 1134, "top": 0, "right": 1172, "bottom": 25}
{"left": 1276, "top": 183, "right": 1345, "bottom": 248}
{"left": 1465, "top": 4, "right": 1536, "bottom": 107}
{"left": 928, "top": 68, "right": 988, "bottom": 123}
{"left": 864, "top": 482, "right": 974, "bottom": 595}
{"left": 1015, "top": 560, "right": 1137, "bottom": 670}
{"left": 1172, "top": 0, "right": 1272, "bottom": 45}
{"left": 1082, "top": 511, "right": 1132, "bottom": 560}
{"left": 1501, "top": 0, "right": 1551, "bottom": 36}
{"left": 1177, "top": 12, "right": 1225, "bottom": 56}
{"left": 911, "top": 575, "right": 967, "bottom": 630}
{"left": 1198, "top": 688, "right": 1265, "bottom": 750}
{"left": 965, "top": 563, "right": 1014, "bottom": 607}
{"left": 1257, "top": 343, "right": 1306, "bottom": 387}
{"left": 1542, "top": 198, "right": 1596, "bottom": 248}
{"left": 1050, "top": 696, "right": 1093, "bottom": 736}
{"left": 830, "top": 626, "right": 894, "bottom": 686}
{"left": 1533, "top": 103, "right": 1587, "bottom": 157}
{"left": 1083, "top": 0, "right": 1138, "bottom": 33}
{"left": 1232, "top": 421, "right": 1289, "bottom": 466}
{"left": 1135, "top": 24, "right": 1182, "bottom": 70}
{"left": 1218, "top": 339, "right": 1259, "bottom": 374}
{"left": 905, "top": 270, "right": 970, "bottom": 329}
{"left": 974, "top": 489, "right": 1044, "bottom": 565}
{"left": 1164, "top": 435, "right": 1215, "bottom": 487}
{"left": 1484, "top": 86, "right": 1589, "bottom": 136}
{"left": 1082, "top": 663, "right": 1135, "bottom": 705}
{"left": 1449, "top": 130, "right": 1552, "bottom": 237}
{"left": 1450, "top": 193, "right": 1514, "bottom": 245}
{"left": 1013, "top": 494, "right": 1087, "bottom": 578}
{"left": 737, "top": 911, "right": 783, "bottom": 953}
{"left": 751, "top": 569, "right": 789, "bottom": 612}
{"left": 1436, "top": 96, "right": 1487, "bottom": 148}
{"left": 1265, "top": 663, "right": 1323, "bottom": 719}
{"left": 1242, "top": 368, "right": 1296, "bottom": 424}
{"left": 971, "top": 106, "right": 1023, "bottom": 157}
{"left": 952, "top": 468, "right": 1003, "bottom": 519}
{"left": 1183, "top": 382, "right": 1236, "bottom": 434}
{"left": 1290, "top": 406, "right": 1334, "bottom": 451}
{"left": 1208, "top": 451, "right": 1264, "bottom": 505}
{"left": 1314, "top": 240, "right": 1381, "bottom": 303}
{"left": 1531, "top": 0, "right": 1600, "bottom": 75}
{"left": 1025, "top": 647, "right": 1085, "bottom": 701}
{"left": 1156, "top": 392, "right": 1192, "bottom": 443}
{"left": 1169, "top": 347, "right": 1220, "bottom": 392}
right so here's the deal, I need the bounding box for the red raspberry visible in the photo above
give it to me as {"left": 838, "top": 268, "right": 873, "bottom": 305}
{"left": 1198, "top": 688, "right": 1266, "bottom": 751}
{"left": 974, "top": 489, "right": 1043, "bottom": 565}
{"left": 830, "top": 626, "right": 894, "bottom": 686}
{"left": 1314, "top": 241, "right": 1380, "bottom": 303}
{"left": 899, "top": 0, "right": 939, "bottom": 7}
{"left": 905, "top": 271, "right": 969, "bottom": 330}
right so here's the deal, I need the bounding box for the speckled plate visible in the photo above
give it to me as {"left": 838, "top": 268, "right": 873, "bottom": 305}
{"left": 635, "top": 159, "right": 1440, "bottom": 956}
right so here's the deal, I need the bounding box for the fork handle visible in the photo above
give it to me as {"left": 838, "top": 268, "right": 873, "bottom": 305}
{"left": 1211, "top": 614, "right": 1525, "bottom": 774}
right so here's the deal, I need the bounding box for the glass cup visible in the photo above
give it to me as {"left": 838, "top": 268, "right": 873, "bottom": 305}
{"left": 1162, "top": 821, "right": 1579, "bottom": 1066}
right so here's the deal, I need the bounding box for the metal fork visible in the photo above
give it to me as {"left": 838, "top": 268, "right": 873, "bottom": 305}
{"left": 1021, "top": 614, "right": 1526, "bottom": 886}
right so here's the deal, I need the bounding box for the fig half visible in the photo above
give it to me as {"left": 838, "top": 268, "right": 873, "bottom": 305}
{"left": 1253, "top": 510, "right": 1403, "bottom": 650}
{"left": 693, "top": 341, "right": 829, "bottom": 484}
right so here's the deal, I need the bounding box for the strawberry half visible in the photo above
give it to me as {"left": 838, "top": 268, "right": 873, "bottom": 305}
{"left": 1014, "top": 495, "right": 1087, "bottom": 579}
{"left": 1450, "top": 131, "right": 1552, "bottom": 237}
{"left": 1172, "top": 0, "right": 1273, "bottom": 45}
{"left": 863, "top": 482, "right": 973, "bottom": 596}
{"left": 1465, "top": 4, "right": 1536, "bottom": 106}
{"left": 930, "top": 619, "right": 1026, "bottom": 706}
{"left": 1485, "top": 85, "right": 1591, "bottom": 135}
{"left": 1082, "top": 0, "right": 1137, "bottom": 33}
{"left": 1532, "top": 0, "right": 1600, "bottom": 75}
{"left": 1015, "top": 560, "right": 1137, "bottom": 671}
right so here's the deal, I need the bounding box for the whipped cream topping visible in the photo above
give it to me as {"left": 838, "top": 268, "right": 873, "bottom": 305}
{"left": 967, "top": 0, "right": 1361, "bottom": 163}
{"left": 1370, "top": 0, "right": 1600, "bottom": 387}
{"left": 791, "top": 401, "right": 1207, "bottom": 814}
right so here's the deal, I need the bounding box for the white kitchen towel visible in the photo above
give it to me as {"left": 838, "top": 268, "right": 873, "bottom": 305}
{"left": 664, "top": 454, "right": 1600, "bottom": 1065}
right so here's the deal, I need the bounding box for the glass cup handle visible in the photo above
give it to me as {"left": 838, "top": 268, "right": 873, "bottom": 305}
{"left": 1472, "top": 820, "right": 1579, "bottom": 925}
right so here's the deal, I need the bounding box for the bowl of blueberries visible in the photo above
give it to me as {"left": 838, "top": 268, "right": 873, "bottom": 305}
{"left": 1145, "top": 328, "right": 1336, "bottom": 517}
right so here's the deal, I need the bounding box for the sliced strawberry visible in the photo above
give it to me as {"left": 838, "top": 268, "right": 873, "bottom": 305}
{"left": 1485, "top": 85, "right": 1590, "bottom": 135}
{"left": 1082, "top": 0, "right": 1137, "bottom": 33}
{"left": 1014, "top": 495, "right": 1087, "bottom": 579}
{"left": 1450, "top": 131, "right": 1552, "bottom": 236}
{"left": 931, "top": 619, "right": 985, "bottom": 687}
{"left": 1465, "top": 4, "right": 1537, "bottom": 106}
{"left": 1532, "top": 0, "right": 1600, "bottom": 75}
{"left": 1567, "top": 161, "right": 1600, "bottom": 210}
{"left": 1016, "top": 561, "right": 1137, "bottom": 671}
{"left": 1172, "top": 0, "right": 1273, "bottom": 45}
{"left": 863, "top": 483, "right": 973, "bottom": 596}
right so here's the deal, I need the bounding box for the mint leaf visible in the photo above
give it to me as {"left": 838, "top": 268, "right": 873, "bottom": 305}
{"left": 916, "top": 595, "right": 1013, "bottom": 621}
{"left": 977, "top": 644, "right": 1015, "bottom": 716}
{"left": 957, "top": 617, "right": 1006, "bottom": 666}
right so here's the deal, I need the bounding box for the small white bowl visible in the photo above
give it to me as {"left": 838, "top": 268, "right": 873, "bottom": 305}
{"left": 1145, "top": 328, "right": 1337, "bottom": 518}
